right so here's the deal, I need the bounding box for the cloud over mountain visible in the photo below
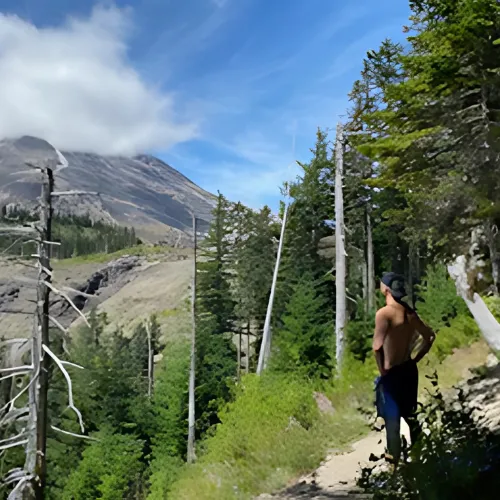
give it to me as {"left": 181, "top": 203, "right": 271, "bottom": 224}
{"left": 0, "top": 5, "right": 198, "bottom": 155}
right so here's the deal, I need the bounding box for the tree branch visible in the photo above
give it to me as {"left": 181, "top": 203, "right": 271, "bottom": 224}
{"left": 0, "top": 407, "right": 29, "bottom": 427}
{"left": 0, "top": 226, "right": 36, "bottom": 236}
{"left": 50, "top": 426, "right": 98, "bottom": 441}
{"left": 0, "top": 371, "right": 31, "bottom": 382}
{"left": 0, "top": 366, "right": 38, "bottom": 414}
{"left": 42, "top": 345, "right": 84, "bottom": 433}
{"left": 0, "top": 440, "right": 28, "bottom": 452}
{"left": 60, "top": 361, "right": 84, "bottom": 370}
{"left": 0, "top": 366, "right": 33, "bottom": 374}
{"left": 43, "top": 281, "right": 90, "bottom": 327}
{"left": 0, "top": 432, "right": 28, "bottom": 446}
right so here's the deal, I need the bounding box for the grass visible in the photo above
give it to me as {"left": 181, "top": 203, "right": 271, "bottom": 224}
{"left": 54, "top": 244, "right": 189, "bottom": 266}
{"left": 166, "top": 357, "right": 377, "bottom": 500}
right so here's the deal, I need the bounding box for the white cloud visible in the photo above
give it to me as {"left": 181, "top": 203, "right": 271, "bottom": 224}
{"left": 0, "top": 5, "right": 198, "bottom": 155}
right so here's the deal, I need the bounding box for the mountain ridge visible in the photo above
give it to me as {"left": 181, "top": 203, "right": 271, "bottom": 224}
{"left": 0, "top": 136, "right": 215, "bottom": 243}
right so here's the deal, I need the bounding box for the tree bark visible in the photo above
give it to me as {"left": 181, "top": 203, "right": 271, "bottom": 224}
{"left": 146, "top": 320, "right": 153, "bottom": 399}
{"left": 362, "top": 258, "right": 368, "bottom": 315}
{"left": 246, "top": 321, "right": 250, "bottom": 374}
{"left": 237, "top": 328, "right": 241, "bottom": 381}
{"left": 366, "top": 208, "right": 375, "bottom": 311}
{"left": 335, "top": 122, "right": 347, "bottom": 372}
{"left": 485, "top": 222, "right": 499, "bottom": 295}
{"left": 35, "top": 167, "right": 54, "bottom": 498}
{"left": 187, "top": 216, "right": 197, "bottom": 463}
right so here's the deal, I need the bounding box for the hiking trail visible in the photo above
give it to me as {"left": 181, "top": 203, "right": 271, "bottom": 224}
{"left": 258, "top": 355, "right": 500, "bottom": 500}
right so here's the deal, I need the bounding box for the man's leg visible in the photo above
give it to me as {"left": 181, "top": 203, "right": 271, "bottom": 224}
{"left": 376, "top": 382, "right": 402, "bottom": 466}
{"left": 404, "top": 414, "right": 422, "bottom": 448}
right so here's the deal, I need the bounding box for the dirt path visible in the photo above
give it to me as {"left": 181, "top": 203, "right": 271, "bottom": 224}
{"left": 258, "top": 425, "right": 409, "bottom": 500}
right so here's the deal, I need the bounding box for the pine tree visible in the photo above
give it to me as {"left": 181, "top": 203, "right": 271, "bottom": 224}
{"left": 272, "top": 274, "right": 334, "bottom": 378}
{"left": 194, "top": 193, "right": 237, "bottom": 437}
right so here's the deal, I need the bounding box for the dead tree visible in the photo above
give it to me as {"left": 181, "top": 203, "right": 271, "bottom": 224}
{"left": 366, "top": 207, "right": 375, "bottom": 311}
{"left": 256, "top": 201, "right": 289, "bottom": 375}
{"left": 145, "top": 319, "right": 154, "bottom": 399}
{"left": 335, "top": 122, "right": 347, "bottom": 372}
{"left": 187, "top": 215, "right": 197, "bottom": 463}
{"left": 1, "top": 153, "right": 93, "bottom": 500}
{"left": 448, "top": 229, "right": 500, "bottom": 350}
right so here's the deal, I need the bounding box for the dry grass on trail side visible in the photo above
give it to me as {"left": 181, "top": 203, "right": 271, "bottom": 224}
{"left": 420, "top": 340, "right": 492, "bottom": 392}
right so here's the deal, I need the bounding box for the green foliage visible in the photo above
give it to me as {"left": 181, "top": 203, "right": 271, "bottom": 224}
{"left": 148, "top": 340, "right": 190, "bottom": 499}
{"left": 272, "top": 274, "right": 334, "bottom": 378}
{"left": 197, "top": 192, "right": 236, "bottom": 337}
{"left": 195, "top": 314, "right": 237, "bottom": 437}
{"left": 432, "top": 315, "right": 481, "bottom": 362}
{"left": 415, "top": 264, "right": 469, "bottom": 331}
{"left": 62, "top": 430, "right": 145, "bottom": 500}
{"left": 346, "top": 304, "right": 376, "bottom": 363}
{"left": 0, "top": 209, "right": 138, "bottom": 259}
{"left": 282, "top": 129, "right": 334, "bottom": 282}
{"left": 168, "top": 361, "right": 376, "bottom": 500}
{"left": 484, "top": 296, "right": 500, "bottom": 322}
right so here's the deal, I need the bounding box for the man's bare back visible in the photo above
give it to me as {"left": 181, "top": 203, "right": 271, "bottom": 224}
{"left": 373, "top": 274, "right": 435, "bottom": 375}
{"left": 372, "top": 272, "right": 435, "bottom": 467}
{"left": 374, "top": 303, "right": 434, "bottom": 372}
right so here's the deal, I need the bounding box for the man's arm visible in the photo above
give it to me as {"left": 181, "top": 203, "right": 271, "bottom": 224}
{"left": 411, "top": 313, "right": 436, "bottom": 364}
{"left": 373, "top": 309, "right": 390, "bottom": 376}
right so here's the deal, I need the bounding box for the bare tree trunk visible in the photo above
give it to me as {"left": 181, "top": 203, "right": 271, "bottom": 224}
{"left": 448, "top": 255, "right": 500, "bottom": 350}
{"left": 407, "top": 243, "right": 415, "bottom": 308}
{"left": 187, "top": 216, "right": 197, "bottom": 463}
{"left": 485, "top": 222, "right": 499, "bottom": 295}
{"left": 257, "top": 203, "right": 289, "bottom": 375}
{"left": 146, "top": 320, "right": 153, "bottom": 399}
{"left": 362, "top": 258, "right": 368, "bottom": 314}
{"left": 36, "top": 167, "right": 54, "bottom": 497}
{"left": 246, "top": 320, "right": 250, "bottom": 374}
{"left": 366, "top": 208, "right": 375, "bottom": 311}
{"left": 335, "top": 122, "right": 347, "bottom": 373}
{"left": 237, "top": 327, "right": 241, "bottom": 381}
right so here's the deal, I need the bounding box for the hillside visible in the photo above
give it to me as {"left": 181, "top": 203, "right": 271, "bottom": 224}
{"left": 0, "top": 248, "right": 193, "bottom": 342}
{"left": 0, "top": 136, "right": 215, "bottom": 242}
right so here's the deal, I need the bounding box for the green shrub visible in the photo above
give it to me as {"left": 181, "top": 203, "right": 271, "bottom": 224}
{"left": 62, "top": 430, "right": 145, "bottom": 500}
{"left": 346, "top": 305, "right": 376, "bottom": 363}
{"left": 484, "top": 296, "right": 500, "bottom": 322}
{"left": 415, "top": 264, "right": 469, "bottom": 332}
{"left": 148, "top": 340, "right": 190, "bottom": 499}
{"left": 166, "top": 360, "right": 375, "bottom": 500}
{"left": 432, "top": 314, "right": 481, "bottom": 361}
{"left": 168, "top": 373, "right": 321, "bottom": 499}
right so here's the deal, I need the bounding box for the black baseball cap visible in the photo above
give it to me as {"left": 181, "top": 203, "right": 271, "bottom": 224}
{"left": 381, "top": 272, "right": 407, "bottom": 299}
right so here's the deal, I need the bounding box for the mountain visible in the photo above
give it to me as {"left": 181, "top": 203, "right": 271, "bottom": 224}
{"left": 0, "top": 136, "right": 215, "bottom": 243}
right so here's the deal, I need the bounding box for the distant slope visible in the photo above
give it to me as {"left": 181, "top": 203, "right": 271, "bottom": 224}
{"left": 0, "top": 136, "right": 215, "bottom": 242}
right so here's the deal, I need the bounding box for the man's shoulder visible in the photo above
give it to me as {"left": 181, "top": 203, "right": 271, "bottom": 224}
{"left": 376, "top": 306, "right": 392, "bottom": 319}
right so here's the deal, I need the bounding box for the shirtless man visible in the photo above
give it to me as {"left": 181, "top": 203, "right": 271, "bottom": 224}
{"left": 373, "top": 272, "right": 435, "bottom": 467}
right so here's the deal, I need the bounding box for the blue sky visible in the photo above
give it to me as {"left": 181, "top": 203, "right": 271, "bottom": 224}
{"left": 0, "top": 0, "right": 411, "bottom": 209}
